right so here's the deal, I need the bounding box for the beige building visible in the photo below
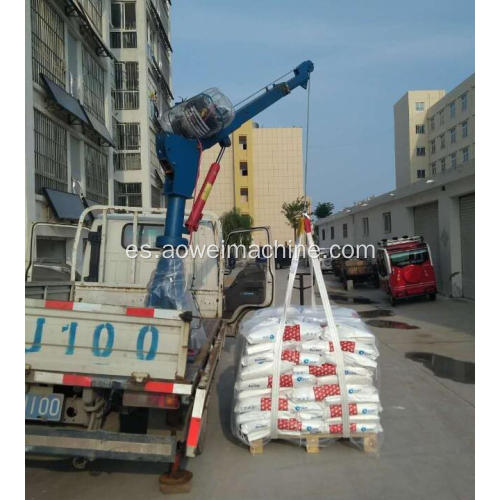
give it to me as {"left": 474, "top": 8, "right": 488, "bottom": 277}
{"left": 187, "top": 120, "right": 304, "bottom": 243}
{"left": 393, "top": 74, "right": 474, "bottom": 187}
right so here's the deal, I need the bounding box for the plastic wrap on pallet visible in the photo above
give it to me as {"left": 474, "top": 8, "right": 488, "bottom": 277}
{"left": 231, "top": 308, "right": 383, "bottom": 451}
{"left": 145, "top": 255, "right": 207, "bottom": 352}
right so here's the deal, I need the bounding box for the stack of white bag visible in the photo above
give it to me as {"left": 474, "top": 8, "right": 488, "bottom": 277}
{"left": 231, "top": 305, "right": 383, "bottom": 448}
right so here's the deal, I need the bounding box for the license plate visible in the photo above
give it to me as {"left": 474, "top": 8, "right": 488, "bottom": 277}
{"left": 25, "top": 393, "right": 64, "bottom": 422}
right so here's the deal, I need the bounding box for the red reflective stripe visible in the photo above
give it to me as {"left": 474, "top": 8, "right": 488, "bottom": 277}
{"left": 45, "top": 300, "right": 74, "bottom": 310}
{"left": 144, "top": 381, "right": 174, "bottom": 393}
{"left": 62, "top": 374, "right": 92, "bottom": 387}
{"left": 186, "top": 417, "right": 202, "bottom": 447}
{"left": 126, "top": 307, "right": 155, "bottom": 317}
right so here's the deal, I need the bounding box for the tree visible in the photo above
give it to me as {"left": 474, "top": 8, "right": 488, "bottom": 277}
{"left": 220, "top": 208, "right": 253, "bottom": 246}
{"left": 313, "top": 201, "right": 334, "bottom": 219}
{"left": 281, "top": 196, "right": 310, "bottom": 240}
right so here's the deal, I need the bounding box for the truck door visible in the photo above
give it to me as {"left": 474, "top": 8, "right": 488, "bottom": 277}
{"left": 222, "top": 227, "right": 275, "bottom": 323}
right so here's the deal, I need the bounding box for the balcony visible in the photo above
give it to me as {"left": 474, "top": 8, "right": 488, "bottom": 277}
{"left": 147, "top": 43, "right": 173, "bottom": 99}
{"left": 149, "top": 0, "right": 172, "bottom": 50}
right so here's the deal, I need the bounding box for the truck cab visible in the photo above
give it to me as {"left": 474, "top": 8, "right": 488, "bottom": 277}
{"left": 376, "top": 236, "right": 437, "bottom": 305}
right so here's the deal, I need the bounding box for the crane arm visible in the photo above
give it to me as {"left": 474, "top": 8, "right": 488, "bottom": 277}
{"left": 202, "top": 60, "right": 314, "bottom": 149}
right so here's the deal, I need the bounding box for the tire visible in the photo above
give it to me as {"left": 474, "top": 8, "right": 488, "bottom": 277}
{"left": 428, "top": 293, "right": 436, "bottom": 301}
{"left": 390, "top": 295, "right": 397, "bottom": 306}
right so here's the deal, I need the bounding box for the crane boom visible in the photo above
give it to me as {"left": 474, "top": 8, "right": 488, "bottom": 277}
{"left": 155, "top": 60, "right": 314, "bottom": 247}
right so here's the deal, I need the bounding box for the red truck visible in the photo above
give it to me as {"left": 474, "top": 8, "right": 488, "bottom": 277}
{"left": 376, "top": 236, "right": 437, "bottom": 306}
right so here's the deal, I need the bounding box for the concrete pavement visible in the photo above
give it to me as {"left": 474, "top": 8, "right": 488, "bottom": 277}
{"left": 26, "top": 269, "right": 474, "bottom": 500}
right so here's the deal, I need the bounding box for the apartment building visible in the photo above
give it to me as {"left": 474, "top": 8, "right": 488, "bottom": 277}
{"left": 188, "top": 120, "right": 304, "bottom": 244}
{"left": 393, "top": 74, "right": 475, "bottom": 188}
{"left": 110, "top": 0, "right": 172, "bottom": 208}
{"left": 26, "top": 0, "right": 116, "bottom": 229}
{"left": 26, "top": 0, "right": 172, "bottom": 222}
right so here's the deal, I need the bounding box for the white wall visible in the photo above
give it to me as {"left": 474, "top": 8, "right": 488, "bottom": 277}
{"left": 317, "top": 166, "right": 474, "bottom": 297}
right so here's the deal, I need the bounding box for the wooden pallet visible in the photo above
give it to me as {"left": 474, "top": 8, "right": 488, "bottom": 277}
{"left": 249, "top": 433, "right": 378, "bottom": 455}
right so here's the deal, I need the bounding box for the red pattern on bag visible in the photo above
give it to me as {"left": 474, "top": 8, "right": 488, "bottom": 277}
{"left": 309, "top": 363, "right": 337, "bottom": 376}
{"left": 267, "top": 374, "right": 294, "bottom": 388}
{"left": 329, "top": 422, "right": 357, "bottom": 434}
{"left": 281, "top": 350, "right": 300, "bottom": 364}
{"left": 260, "top": 397, "right": 288, "bottom": 411}
{"left": 312, "top": 384, "right": 340, "bottom": 401}
{"left": 328, "top": 340, "right": 356, "bottom": 353}
{"left": 329, "top": 403, "right": 358, "bottom": 417}
{"left": 277, "top": 418, "right": 302, "bottom": 431}
{"left": 283, "top": 324, "right": 301, "bottom": 341}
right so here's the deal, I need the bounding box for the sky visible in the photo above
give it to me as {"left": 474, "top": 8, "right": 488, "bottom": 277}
{"left": 170, "top": 0, "right": 474, "bottom": 211}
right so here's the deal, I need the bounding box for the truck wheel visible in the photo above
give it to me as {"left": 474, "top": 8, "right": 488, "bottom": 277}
{"left": 428, "top": 293, "right": 436, "bottom": 301}
{"left": 390, "top": 296, "right": 397, "bottom": 307}
{"left": 72, "top": 456, "right": 88, "bottom": 470}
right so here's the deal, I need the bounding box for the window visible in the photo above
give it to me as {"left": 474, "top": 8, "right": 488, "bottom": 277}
{"left": 431, "top": 139, "right": 436, "bottom": 154}
{"left": 85, "top": 144, "right": 108, "bottom": 204}
{"left": 240, "top": 187, "right": 249, "bottom": 203}
{"left": 416, "top": 147, "right": 426, "bottom": 156}
{"left": 440, "top": 157, "right": 446, "bottom": 172}
{"left": 31, "top": 0, "right": 65, "bottom": 87}
{"left": 34, "top": 110, "right": 67, "bottom": 194}
{"left": 383, "top": 212, "right": 391, "bottom": 233}
{"left": 115, "top": 181, "right": 142, "bottom": 207}
{"left": 415, "top": 102, "right": 424, "bottom": 112}
{"left": 362, "top": 217, "right": 369, "bottom": 236}
{"left": 151, "top": 185, "right": 162, "bottom": 208}
{"left": 321, "top": 229, "right": 325, "bottom": 241}
{"left": 431, "top": 162, "right": 437, "bottom": 176}
{"left": 451, "top": 152, "right": 457, "bottom": 169}
{"left": 113, "top": 61, "right": 139, "bottom": 109}
{"left": 239, "top": 162, "right": 248, "bottom": 176}
{"left": 440, "top": 134, "right": 445, "bottom": 149}
{"left": 80, "top": 0, "right": 103, "bottom": 35}
{"left": 462, "top": 147, "right": 469, "bottom": 163}
{"left": 390, "top": 248, "right": 429, "bottom": 267}
{"left": 342, "top": 223, "right": 348, "bottom": 238}
{"left": 114, "top": 122, "right": 140, "bottom": 171}
{"left": 450, "top": 127, "right": 456, "bottom": 144}
{"left": 461, "top": 92, "right": 468, "bottom": 112}
{"left": 462, "top": 120, "right": 468, "bottom": 138}
{"left": 450, "top": 101, "right": 456, "bottom": 119}
{"left": 110, "top": 2, "right": 137, "bottom": 48}
{"left": 439, "top": 110, "right": 444, "bottom": 126}
{"left": 415, "top": 124, "right": 425, "bottom": 134}
{"left": 330, "top": 226, "right": 334, "bottom": 239}
{"left": 417, "top": 169, "right": 426, "bottom": 179}
{"left": 430, "top": 116, "right": 435, "bottom": 131}
{"left": 122, "top": 223, "right": 163, "bottom": 248}
{"left": 239, "top": 136, "right": 247, "bottom": 150}
{"left": 82, "top": 48, "right": 105, "bottom": 123}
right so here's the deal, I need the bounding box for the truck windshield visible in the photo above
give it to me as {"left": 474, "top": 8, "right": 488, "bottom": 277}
{"left": 389, "top": 248, "right": 429, "bottom": 267}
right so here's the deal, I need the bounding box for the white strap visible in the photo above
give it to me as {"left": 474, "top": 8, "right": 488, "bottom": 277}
{"left": 270, "top": 233, "right": 303, "bottom": 439}
{"left": 305, "top": 230, "right": 350, "bottom": 437}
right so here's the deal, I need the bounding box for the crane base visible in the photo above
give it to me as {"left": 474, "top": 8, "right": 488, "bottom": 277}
{"left": 159, "top": 469, "right": 193, "bottom": 494}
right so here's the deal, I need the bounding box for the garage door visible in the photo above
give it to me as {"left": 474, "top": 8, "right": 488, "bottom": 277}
{"left": 414, "top": 202, "right": 441, "bottom": 290}
{"left": 459, "top": 194, "right": 475, "bottom": 299}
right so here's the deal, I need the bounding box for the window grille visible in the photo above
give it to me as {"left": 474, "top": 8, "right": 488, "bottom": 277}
{"left": 31, "top": 0, "right": 65, "bottom": 87}
{"left": 113, "top": 122, "right": 141, "bottom": 171}
{"left": 82, "top": 48, "right": 105, "bottom": 123}
{"left": 34, "top": 109, "right": 67, "bottom": 193}
{"left": 111, "top": 2, "right": 137, "bottom": 48}
{"left": 80, "top": 0, "right": 103, "bottom": 35}
{"left": 113, "top": 62, "right": 139, "bottom": 109}
{"left": 85, "top": 143, "right": 108, "bottom": 203}
{"left": 115, "top": 181, "right": 142, "bottom": 207}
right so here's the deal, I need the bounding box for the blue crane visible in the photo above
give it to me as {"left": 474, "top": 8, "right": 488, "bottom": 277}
{"left": 155, "top": 60, "right": 314, "bottom": 248}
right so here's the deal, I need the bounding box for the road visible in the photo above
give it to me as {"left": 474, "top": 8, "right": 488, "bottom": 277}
{"left": 26, "top": 268, "right": 474, "bottom": 500}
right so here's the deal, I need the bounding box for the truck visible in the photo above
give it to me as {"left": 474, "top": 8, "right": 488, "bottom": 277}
{"left": 25, "top": 206, "right": 275, "bottom": 469}
{"left": 376, "top": 235, "right": 437, "bottom": 305}
{"left": 25, "top": 61, "right": 313, "bottom": 487}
